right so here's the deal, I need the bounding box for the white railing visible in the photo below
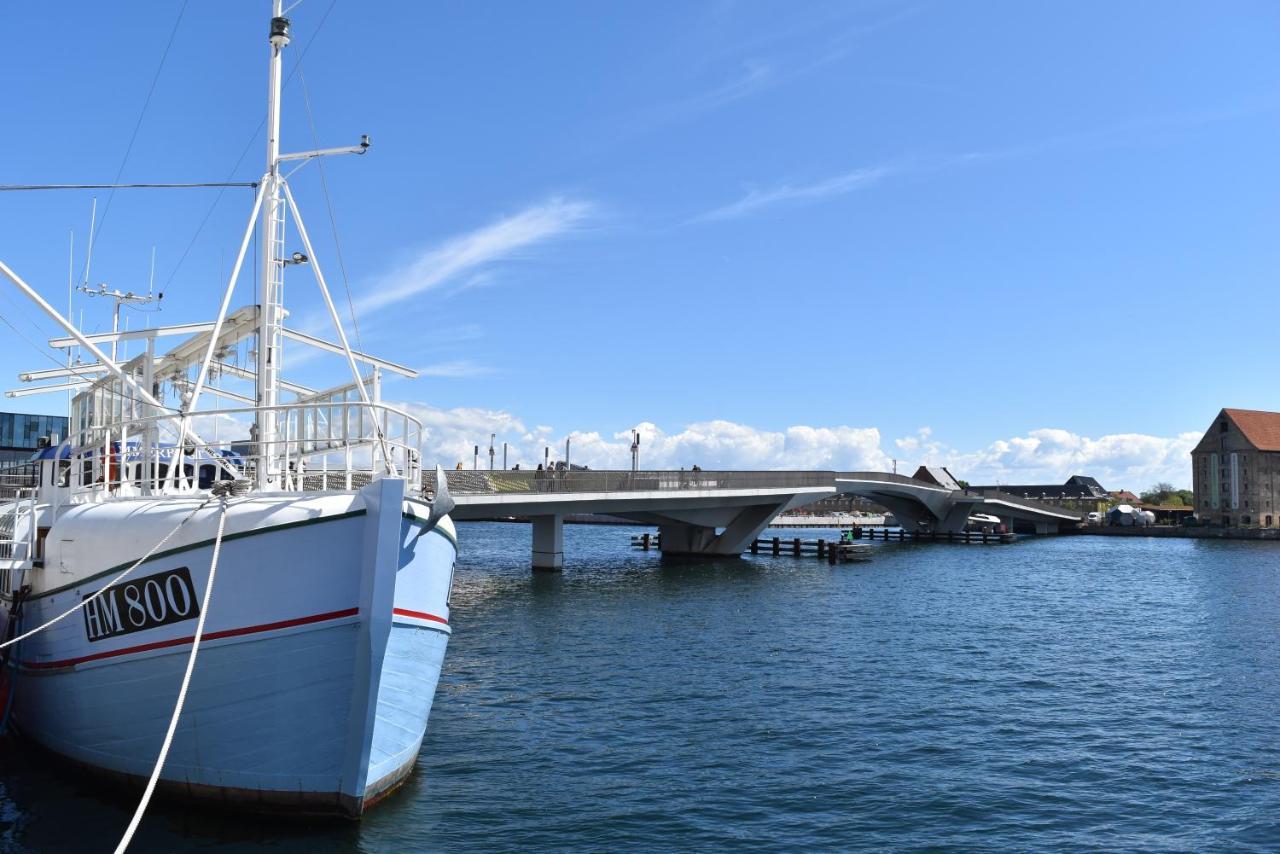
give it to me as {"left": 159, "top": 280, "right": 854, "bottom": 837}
{"left": 55, "top": 400, "right": 422, "bottom": 500}
{"left": 0, "top": 487, "right": 39, "bottom": 593}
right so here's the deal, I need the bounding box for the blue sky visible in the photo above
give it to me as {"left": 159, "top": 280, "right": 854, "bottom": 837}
{"left": 1, "top": 1, "right": 1278, "bottom": 487}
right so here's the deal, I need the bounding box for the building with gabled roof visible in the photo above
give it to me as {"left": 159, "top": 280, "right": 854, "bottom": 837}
{"left": 911, "top": 465, "right": 962, "bottom": 491}
{"left": 1191, "top": 408, "right": 1280, "bottom": 527}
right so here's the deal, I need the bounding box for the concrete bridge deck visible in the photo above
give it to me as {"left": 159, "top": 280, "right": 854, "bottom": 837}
{"left": 436, "top": 469, "right": 1084, "bottom": 568}
{"left": 444, "top": 469, "right": 835, "bottom": 569}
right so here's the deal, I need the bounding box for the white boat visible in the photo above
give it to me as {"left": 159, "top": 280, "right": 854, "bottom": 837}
{"left": 0, "top": 3, "right": 457, "bottom": 818}
{"left": 965, "top": 513, "right": 1002, "bottom": 533}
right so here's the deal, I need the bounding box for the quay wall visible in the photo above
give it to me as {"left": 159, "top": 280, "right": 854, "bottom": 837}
{"left": 1070, "top": 526, "right": 1280, "bottom": 541}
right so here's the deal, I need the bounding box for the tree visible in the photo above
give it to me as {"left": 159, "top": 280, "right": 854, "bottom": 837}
{"left": 1140, "top": 482, "right": 1177, "bottom": 505}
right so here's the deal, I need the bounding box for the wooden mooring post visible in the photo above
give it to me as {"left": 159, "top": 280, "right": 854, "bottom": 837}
{"left": 629, "top": 528, "right": 1014, "bottom": 557}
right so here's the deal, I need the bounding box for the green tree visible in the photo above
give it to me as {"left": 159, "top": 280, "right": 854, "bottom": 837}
{"left": 1140, "top": 482, "right": 1177, "bottom": 504}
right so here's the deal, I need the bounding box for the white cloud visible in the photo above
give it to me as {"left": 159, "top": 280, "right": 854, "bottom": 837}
{"left": 655, "top": 60, "right": 775, "bottom": 121}
{"left": 418, "top": 360, "right": 491, "bottom": 379}
{"left": 397, "top": 400, "right": 1196, "bottom": 489}
{"left": 354, "top": 196, "right": 595, "bottom": 314}
{"left": 951, "top": 428, "right": 1198, "bottom": 490}
{"left": 693, "top": 165, "right": 896, "bottom": 222}
{"left": 693, "top": 103, "right": 1275, "bottom": 223}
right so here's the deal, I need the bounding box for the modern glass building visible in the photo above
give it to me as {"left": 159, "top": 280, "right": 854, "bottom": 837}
{"left": 0, "top": 411, "right": 69, "bottom": 465}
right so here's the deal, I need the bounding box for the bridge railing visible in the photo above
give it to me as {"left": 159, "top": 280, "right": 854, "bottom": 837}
{"left": 442, "top": 469, "right": 837, "bottom": 496}
{"left": 835, "top": 471, "right": 944, "bottom": 487}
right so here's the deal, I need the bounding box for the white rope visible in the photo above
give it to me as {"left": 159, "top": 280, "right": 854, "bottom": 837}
{"left": 0, "top": 496, "right": 214, "bottom": 652}
{"left": 114, "top": 495, "right": 228, "bottom": 854}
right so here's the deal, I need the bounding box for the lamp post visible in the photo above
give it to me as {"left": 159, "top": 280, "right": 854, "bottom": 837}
{"left": 488, "top": 433, "right": 495, "bottom": 471}
{"left": 630, "top": 430, "right": 640, "bottom": 472}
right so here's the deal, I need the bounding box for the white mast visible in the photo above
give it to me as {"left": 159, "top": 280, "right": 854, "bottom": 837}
{"left": 256, "top": 2, "right": 289, "bottom": 490}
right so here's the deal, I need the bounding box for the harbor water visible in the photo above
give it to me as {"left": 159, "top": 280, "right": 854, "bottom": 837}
{"left": 2, "top": 522, "right": 1279, "bottom": 851}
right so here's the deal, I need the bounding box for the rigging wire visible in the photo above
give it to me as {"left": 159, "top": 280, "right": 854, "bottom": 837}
{"left": 91, "top": 0, "right": 192, "bottom": 248}
{"left": 161, "top": 0, "right": 340, "bottom": 294}
{"left": 296, "top": 65, "right": 366, "bottom": 356}
{"left": 0, "top": 182, "right": 255, "bottom": 192}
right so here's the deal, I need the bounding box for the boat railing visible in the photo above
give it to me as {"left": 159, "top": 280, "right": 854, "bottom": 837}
{"left": 0, "top": 487, "right": 39, "bottom": 587}
{"left": 55, "top": 399, "right": 422, "bottom": 500}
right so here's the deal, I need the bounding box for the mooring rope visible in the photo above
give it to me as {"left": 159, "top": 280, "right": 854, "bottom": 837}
{"left": 0, "top": 496, "right": 215, "bottom": 652}
{"left": 114, "top": 490, "right": 230, "bottom": 854}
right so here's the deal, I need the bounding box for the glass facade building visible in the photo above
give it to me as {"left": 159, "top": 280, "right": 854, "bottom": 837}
{"left": 0, "top": 412, "right": 69, "bottom": 464}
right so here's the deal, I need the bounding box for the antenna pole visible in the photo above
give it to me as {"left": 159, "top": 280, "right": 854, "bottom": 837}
{"left": 82, "top": 197, "right": 97, "bottom": 288}
{"left": 67, "top": 230, "right": 74, "bottom": 417}
{"left": 256, "top": 2, "right": 290, "bottom": 490}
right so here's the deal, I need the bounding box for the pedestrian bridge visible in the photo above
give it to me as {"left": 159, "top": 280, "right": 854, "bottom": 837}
{"left": 834, "top": 472, "right": 1083, "bottom": 535}
{"left": 434, "top": 468, "right": 1084, "bottom": 569}
{"left": 443, "top": 469, "right": 835, "bottom": 569}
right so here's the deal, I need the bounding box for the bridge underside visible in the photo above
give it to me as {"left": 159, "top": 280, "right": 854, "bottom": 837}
{"left": 835, "top": 478, "right": 982, "bottom": 534}
{"left": 451, "top": 487, "right": 833, "bottom": 570}
{"left": 835, "top": 477, "right": 1082, "bottom": 535}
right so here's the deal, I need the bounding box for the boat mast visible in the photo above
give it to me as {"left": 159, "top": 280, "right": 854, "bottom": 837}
{"left": 256, "top": 1, "right": 289, "bottom": 490}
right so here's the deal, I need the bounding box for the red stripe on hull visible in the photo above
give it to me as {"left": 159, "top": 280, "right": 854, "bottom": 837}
{"left": 391, "top": 607, "right": 448, "bottom": 625}
{"left": 20, "top": 607, "right": 361, "bottom": 670}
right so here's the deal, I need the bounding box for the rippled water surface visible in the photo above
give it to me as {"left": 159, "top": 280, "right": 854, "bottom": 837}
{"left": 3, "top": 523, "right": 1280, "bottom": 851}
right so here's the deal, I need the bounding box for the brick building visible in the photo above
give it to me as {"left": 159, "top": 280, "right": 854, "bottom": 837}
{"left": 1191, "top": 408, "right": 1280, "bottom": 527}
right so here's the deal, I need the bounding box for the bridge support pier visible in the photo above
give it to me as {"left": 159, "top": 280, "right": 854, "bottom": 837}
{"left": 531, "top": 514, "right": 564, "bottom": 571}
{"left": 655, "top": 503, "right": 781, "bottom": 558}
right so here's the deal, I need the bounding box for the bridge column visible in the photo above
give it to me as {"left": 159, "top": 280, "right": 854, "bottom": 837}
{"left": 531, "top": 514, "right": 564, "bottom": 571}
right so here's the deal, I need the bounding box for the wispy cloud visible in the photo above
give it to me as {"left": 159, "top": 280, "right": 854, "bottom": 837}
{"left": 651, "top": 60, "right": 775, "bottom": 123}
{"left": 354, "top": 196, "right": 596, "bottom": 314}
{"left": 630, "top": 6, "right": 922, "bottom": 134}
{"left": 692, "top": 164, "right": 899, "bottom": 222}
{"left": 418, "top": 360, "right": 492, "bottom": 379}
{"left": 692, "top": 100, "right": 1278, "bottom": 223}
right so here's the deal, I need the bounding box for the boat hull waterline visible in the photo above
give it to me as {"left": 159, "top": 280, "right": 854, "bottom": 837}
{"left": 1, "top": 478, "right": 456, "bottom": 817}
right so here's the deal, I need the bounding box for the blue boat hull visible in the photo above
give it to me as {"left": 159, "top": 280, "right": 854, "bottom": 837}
{"left": 3, "top": 484, "right": 456, "bottom": 816}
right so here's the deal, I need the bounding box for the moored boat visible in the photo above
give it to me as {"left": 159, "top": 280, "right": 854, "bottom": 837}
{"left": 0, "top": 1, "right": 456, "bottom": 819}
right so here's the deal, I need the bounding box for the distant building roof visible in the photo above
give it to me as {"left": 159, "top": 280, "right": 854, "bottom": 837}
{"left": 912, "top": 465, "right": 962, "bottom": 490}
{"left": 1222, "top": 408, "right": 1280, "bottom": 452}
{"left": 971, "top": 474, "right": 1108, "bottom": 501}
{"left": 1066, "top": 475, "right": 1104, "bottom": 492}
{"left": 1109, "top": 490, "right": 1140, "bottom": 503}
